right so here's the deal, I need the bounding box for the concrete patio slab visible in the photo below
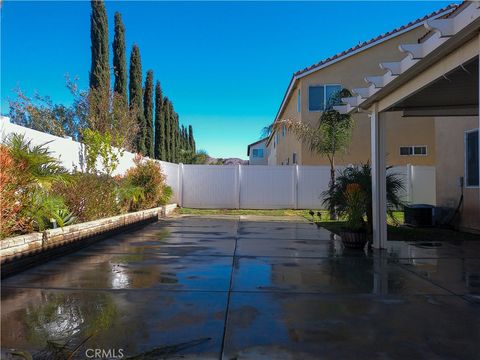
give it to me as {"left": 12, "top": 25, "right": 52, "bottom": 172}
{"left": 223, "top": 292, "right": 480, "bottom": 360}
{"left": 2, "top": 217, "right": 480, "bottom": 359}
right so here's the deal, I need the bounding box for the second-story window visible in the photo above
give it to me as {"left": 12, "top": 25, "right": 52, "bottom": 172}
{"left": 309, "top": 84, "right": 342, "bottom": 111}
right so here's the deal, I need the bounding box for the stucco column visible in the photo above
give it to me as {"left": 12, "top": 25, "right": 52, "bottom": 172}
{"left": 370, "top": 103, "right": 388, "bottom": 249}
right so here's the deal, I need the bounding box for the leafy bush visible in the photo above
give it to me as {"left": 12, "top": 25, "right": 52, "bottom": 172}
{"left": 117, "top": 180, "right": 145, "bottom": 213}
{"left": 0, "top": 144, "right": 26, "bottom": 238}
{"left": 122, "top": 157, "right": 171, "bottom": 211}
{"left": 54, "top": 172, "right": 119, "bottom": 223}
{"left": 159, "top": 185, "right": 173, "bottom": 206}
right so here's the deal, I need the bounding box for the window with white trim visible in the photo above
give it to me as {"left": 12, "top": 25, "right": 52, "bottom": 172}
{"left": 282, "top": 125, "right": 286, "bottom": 137}
{"left": 308, "top": 84, "right": 341, "bottom": 111}
{"left": 252, "top": 149, "right": 264, "bottom": 158}
{"left": 400, "top": 145, "right": 427, "bottom": 156}
{"left": 465, "top": 129, "right": 479, "bottom": 187}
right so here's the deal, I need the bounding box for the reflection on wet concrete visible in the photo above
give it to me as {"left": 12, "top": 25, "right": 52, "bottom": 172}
{"left": 224, "top": 292, "right": 480, "bottom": 360}
{"left": 2, "top": 288, "right": 226, "bottom": 358}
{"left": 2, "top": 217, "right": 480, "bottom": 359}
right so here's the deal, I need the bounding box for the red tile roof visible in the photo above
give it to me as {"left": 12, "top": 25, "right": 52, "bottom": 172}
{"left": 293, "top": 3, "right": 458, "bottom": 77}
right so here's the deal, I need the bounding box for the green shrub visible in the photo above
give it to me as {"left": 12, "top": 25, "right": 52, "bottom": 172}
{"left": 122, "top": 158, "right": 170, "bottom": 211}
{"left": 54, "top": 172, "right": 119, "bottom": 223}
{"left": 159, "top": 185, "right": 173, "bottom": 205}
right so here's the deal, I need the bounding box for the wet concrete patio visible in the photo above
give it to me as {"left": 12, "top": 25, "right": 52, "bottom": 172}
{"left": 2, "top": 215, "right": 480, "bottom": 359}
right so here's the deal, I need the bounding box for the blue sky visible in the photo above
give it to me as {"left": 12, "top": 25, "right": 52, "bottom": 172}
{"left": 1, "top": 1, "right": 454, "bottom": 159}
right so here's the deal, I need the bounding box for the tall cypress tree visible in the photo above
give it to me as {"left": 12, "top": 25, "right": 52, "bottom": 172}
{"left": 181, "top": 125, "right": 186, "bottom": 150}
{"left": 169, "top": 105, "right": 177, "bottom": 163}
{"left": 129, "top": 45, "right": 146, "bottom": 154}
{"left": 163, "top": 97, "right": 171, "bottom": 162}
{"left": 90, "top": 0, "right": 109, "bottom": 92}
{"left": 154, "top": 81, "right": 165, "bottom": 160}
{"left": 188, "top": 125, "right": 195, "bottom": 152}
{"left": 174, "top": 113, "right": 180, "bottom": 162}
{"left": 143, "top": 70, "right": 154, "bottom": 157}
{"left": 113, "top": 12, "right": 127, "bottom": 104}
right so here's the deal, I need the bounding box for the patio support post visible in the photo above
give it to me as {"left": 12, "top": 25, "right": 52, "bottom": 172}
{"left": 370, "top": 103, "right": 388, "bottom": 249}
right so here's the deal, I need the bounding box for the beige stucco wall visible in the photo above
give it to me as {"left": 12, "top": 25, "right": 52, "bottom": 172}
{"left": 435, "top": 117, "right": 479, "bottom": 233}
{"left": 274, "top": 85, "right": 302, "bottom": 165}
{"left": 275, "top": 25, "right": 436, "bottom": 166}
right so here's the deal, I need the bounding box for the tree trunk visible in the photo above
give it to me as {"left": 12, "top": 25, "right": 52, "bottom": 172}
{"left": 329, "top": 159, "right": 337, "bottom": 220}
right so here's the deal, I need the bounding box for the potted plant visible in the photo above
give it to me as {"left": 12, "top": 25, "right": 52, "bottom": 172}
{"left": 340, "top": 183, "right": 367, "bottom": 249}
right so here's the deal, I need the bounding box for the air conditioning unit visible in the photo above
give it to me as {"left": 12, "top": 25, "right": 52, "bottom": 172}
{"left": 404, "top": 204, "right": 435, "bottom": 227}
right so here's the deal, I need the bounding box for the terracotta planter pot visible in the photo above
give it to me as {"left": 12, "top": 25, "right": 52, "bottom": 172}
{"left": 340, "top": 229, "right": 367, "bottom": 249}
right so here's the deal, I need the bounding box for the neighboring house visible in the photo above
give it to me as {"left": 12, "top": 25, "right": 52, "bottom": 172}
{"left": 267, "top": 4, "right": 457, "bottom": 166}
{"left": 247, "top": 137, "right": 268, "bottom": 165}
{"left": 334, "top": 1, "right": 479, "bottom": 237}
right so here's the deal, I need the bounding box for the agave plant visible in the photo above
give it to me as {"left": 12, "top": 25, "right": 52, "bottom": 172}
{"left": 24, "top": 190, "right": 73, "bottom": 231}
{"left": 322, "top": 163, "right": 405, "bottom": 233}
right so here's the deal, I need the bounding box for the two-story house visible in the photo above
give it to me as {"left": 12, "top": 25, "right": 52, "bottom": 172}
{"left": 267, "top": 4, "right": 457, "bottom": 167}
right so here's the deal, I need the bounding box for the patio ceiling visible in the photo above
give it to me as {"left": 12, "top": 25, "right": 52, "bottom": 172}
{"left": 391, "top": 56, "right": 478, "bottom": 117}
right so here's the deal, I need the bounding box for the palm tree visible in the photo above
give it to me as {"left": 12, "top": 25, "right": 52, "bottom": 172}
{"left": 272, "top": 89, "right": 353, "bottom": 219}
{"left": 5, "top": 133, "right": 72, "bottom": 231}
{"left": 6, "top": 133, "right": 70, "bottom": 188}
{"left": 322, "top": 163, "right": 405, "bottom": 234}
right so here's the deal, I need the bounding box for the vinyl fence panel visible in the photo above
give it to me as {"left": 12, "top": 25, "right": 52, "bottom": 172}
{"left": 159, "top": 161, "right": 180, "bottom": 204}
{"left": 182, "top": 165, "right": 238, "bottom": 208}
{"left": 240, "top": 166, "right": 295, "bottom": 208}
{"left": 297, "top": 166, "right": 332, "bottom": 209}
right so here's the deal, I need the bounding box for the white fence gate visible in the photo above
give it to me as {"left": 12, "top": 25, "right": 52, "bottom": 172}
{"left": 1, "top": 117, "right": 436, "bottom": 209}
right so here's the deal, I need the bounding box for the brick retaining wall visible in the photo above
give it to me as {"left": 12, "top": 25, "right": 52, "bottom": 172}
{"left": 0, "top": 204, "right": 177, "bottom": 277}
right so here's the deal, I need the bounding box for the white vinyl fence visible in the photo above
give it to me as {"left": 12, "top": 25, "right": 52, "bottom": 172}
{"left": 1, "top": 117, "right": 436, "bottom": 209}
